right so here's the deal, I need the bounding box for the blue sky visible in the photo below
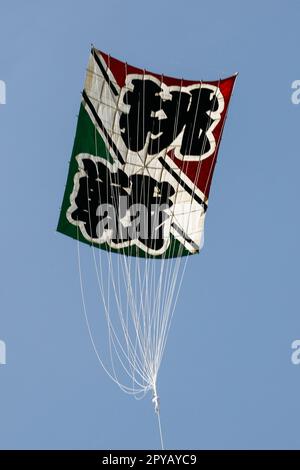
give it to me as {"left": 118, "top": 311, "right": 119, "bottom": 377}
{"left": 0, "top": 0, "right": 300, "bottom": 449}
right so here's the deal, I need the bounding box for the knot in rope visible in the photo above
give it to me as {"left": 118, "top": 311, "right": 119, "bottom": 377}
{"left": 152, "top": 393, "right": 160, "bottom": 414}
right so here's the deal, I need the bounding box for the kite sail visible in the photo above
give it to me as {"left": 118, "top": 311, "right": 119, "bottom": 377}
{"left": 57, "top": 47, "right": 236, "bottom": 447}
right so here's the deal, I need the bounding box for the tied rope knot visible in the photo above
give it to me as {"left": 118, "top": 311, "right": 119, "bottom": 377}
{"left": 152, "top": 393, "right": 160, "bottom": 414}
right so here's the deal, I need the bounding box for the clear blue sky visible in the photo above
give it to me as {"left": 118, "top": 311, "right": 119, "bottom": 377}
{"left": 0, "top": 0, "right": 300, "bottom": 450}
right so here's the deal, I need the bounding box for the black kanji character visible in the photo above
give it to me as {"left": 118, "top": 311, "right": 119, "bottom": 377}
{"left": 129, "top": 175, "right": 175, "bottom": 250}
{"left": 120, "top": 78, "right": 220, "bottom": 157}
{"left": 71, "top": 158, "right": 129, "bottom": 239}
